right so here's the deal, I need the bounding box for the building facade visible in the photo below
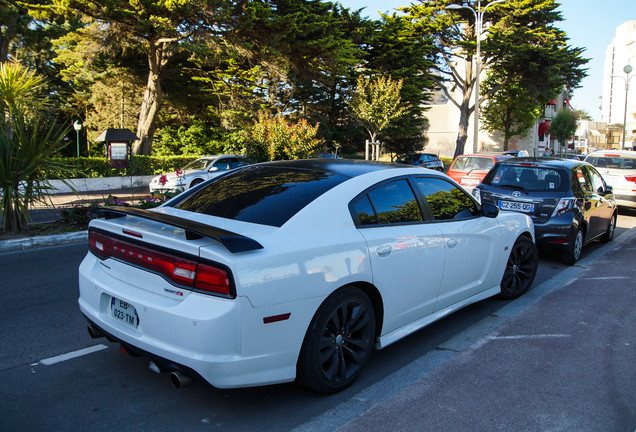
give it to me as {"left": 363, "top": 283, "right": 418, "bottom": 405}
{"left": 601, "top": 20, "right": 635, "bottom": 149}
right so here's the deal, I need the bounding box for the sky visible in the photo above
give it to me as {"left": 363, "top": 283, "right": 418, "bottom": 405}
{"left": 337, "top": 0, "right": 636, "bottom": 121}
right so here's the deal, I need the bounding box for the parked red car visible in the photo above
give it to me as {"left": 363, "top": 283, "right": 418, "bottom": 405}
{"left": 447, "top": 153, "right": 513, "bottom": 192}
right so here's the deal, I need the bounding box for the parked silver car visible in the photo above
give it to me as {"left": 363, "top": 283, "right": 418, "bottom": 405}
{"left": 149, "top": 154, "right": 248, "bottom": 193}
{"left": 584, "top": 150, "right": 636, "bottom": 209}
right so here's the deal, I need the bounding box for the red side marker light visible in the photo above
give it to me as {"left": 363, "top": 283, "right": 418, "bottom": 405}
{"left": 263, "top": 313, "right": 291, "bottom": 324}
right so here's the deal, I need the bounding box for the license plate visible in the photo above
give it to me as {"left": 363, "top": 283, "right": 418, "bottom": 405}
{"left": 461, "top": 178, "right": 480, "bottom": 186}
{"left": 499, "top": 200, "right": 535, "bottom": 213}
{"left": 111, "top": 297, "right": 139, "bottom": 329}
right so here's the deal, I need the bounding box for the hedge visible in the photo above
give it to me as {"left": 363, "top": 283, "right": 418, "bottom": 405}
{"left": 45, "top": 155, "right": 199, "bottom": 179}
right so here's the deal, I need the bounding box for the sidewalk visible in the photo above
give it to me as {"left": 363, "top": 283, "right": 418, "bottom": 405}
{"left": 0, "top": 187, "right": 151, "bottom": 251}
{"left": 296, "top": 228, "right": 636, "bottom": 432}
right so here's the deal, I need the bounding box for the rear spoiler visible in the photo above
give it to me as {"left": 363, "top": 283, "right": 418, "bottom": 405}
{"left": 100, "top": 206, "right": 263, "bottom": 253}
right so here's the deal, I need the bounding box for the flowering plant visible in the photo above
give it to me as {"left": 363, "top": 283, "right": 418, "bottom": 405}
{"left": 158, "top": 174, "right": 168, "bottom": 185}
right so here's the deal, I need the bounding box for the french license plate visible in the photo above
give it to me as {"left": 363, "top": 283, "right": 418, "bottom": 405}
{"left": 499, "top": 200, "right": 535, "bottom": 213}
{"left": 111, "top": 297, "right": 139, "bottom": 329}
{"left": 461, "top": 178, "right": 480, "bottom": 186}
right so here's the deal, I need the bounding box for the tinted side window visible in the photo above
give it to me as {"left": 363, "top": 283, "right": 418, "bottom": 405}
{"left": 414, "top": 177, "right": 479, "bottom": 220}
{"left": 572, "top": 167, "right": 592, "bottom": 194}
{"left": 359, "top": 179, "right": 423, "bottom": 225}
{"left": 586, "top": 167, "right": 606, "bottom": 193}
{"left": 353, "top": 195, "right": 377, "bottom": 225}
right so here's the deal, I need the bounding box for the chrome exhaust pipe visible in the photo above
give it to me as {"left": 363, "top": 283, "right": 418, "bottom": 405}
{"left": 87, "top": 323, "right": 104, "bottom": 339}
{"left": 169, "top": 371, "right": 194, "bottom": 389}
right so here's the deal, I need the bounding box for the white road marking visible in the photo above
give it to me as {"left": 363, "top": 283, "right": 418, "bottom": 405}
{"left": 488, "top": 334, "right": 571, "bottom": 340}
{"left": 37, "top": 344, "right": 108, "bottom": 366}
{"left": 580, "top": 276, "right": 631, "bottom": 280}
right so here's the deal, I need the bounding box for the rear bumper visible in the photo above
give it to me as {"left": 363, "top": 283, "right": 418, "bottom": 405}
{"left": 78, "top": 253, "right": 317, "bottom": 389}
{"left": 613, "top": 193, "right": 636, "bottom": 209}
{"left": 533, "top": 214, "right": 577, "bottom": 250}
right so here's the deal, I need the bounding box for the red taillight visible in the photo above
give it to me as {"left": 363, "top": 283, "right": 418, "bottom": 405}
{"left": 625, "top": 176, "right": 636, "bottom": 183}
{"left": 89, "top": 230, "right": 233, "bottom": 298}
{"left": 195, "top": 263, "right": 231, "bottom": 296}
{"left": 551, "top": 198, "right": 575, "bottom": 217}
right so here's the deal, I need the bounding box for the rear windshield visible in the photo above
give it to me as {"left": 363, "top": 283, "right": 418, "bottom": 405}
{"left": 451, "top": 156, "right": 494, "bottom": 171}
{"left": 174, "top": 165, "right": 348, "bottom": 227}
{"left": 586, "top": 155, "right": 636, "bottom": 170}
{"left": 485, "top": 165, "right": 568, "bottom": 192}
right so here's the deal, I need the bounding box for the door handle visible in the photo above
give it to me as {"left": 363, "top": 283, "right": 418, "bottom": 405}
{"left": 446, "top": 238, "right": 457, "bottom": 248}
{"left": 376, "top": 245, "right": 392, "bottom": 256}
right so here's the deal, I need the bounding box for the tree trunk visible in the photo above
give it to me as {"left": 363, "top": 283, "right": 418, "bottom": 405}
{"left": 133, "top": 42, "right": 166, "bottom": 155}
{"left": 454, "top": 91, "right": 473, "bottom": 159}
{"left": 453, "top": 56, "right": 476, "bottom": 159}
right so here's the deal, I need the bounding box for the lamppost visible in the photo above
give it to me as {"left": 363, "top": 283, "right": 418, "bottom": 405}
{"left": 73, "top": 120, "right": 82, "bottom": 157}
{"left": 446, "top": 0, "right": 509, "bottom": 152}
{"left": 611, "top": 64, "right": 634, "bottom": 149}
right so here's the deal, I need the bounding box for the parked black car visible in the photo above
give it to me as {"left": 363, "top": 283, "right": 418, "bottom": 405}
{"left": 396, "top": 153, "right": 444, "bottom": 171}
{"left": 473, "top": 157, "right": 618, "bottom": 265}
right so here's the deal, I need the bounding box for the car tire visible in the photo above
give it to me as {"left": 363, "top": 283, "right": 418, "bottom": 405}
{"left": 499, "top": 236, "right": 538, "bottom": 299}
{"left": 297, "top": 287, "right": 375, "bottom": 394}
{"left": 189, "top": 178, "right": 204, "bottom": 189}
{"left": 600, "top": 212, "right": 617, "bottom": 243}
{"left": 562, "top": 228, "right": 584, "bottom": 265}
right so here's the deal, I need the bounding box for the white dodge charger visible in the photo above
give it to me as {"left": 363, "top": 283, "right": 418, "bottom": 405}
{"left": 79, "top": 159, "right": 537, "bottom": 393}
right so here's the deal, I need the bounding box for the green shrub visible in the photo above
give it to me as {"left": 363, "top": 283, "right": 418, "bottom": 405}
{"left": 44, "top": 155, "right": 199, "bottom": 179}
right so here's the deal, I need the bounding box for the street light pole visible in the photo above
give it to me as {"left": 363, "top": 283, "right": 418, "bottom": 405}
{"left": 446, "top": 0, "right": 508, "bottom": 153}
{"left": 610, "top": 65, "right": 633, "bottom": 149}
{"left": 73, "top": 120, "right": 82, "bottom": 157}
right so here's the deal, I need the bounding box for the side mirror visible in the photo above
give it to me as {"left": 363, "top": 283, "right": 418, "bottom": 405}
{"left": 481, "top": 203, "right": 499, "bottom": 218}
{"left": 604, "top": 185, "right": 613, "bottom": 195}
{"left": 209, "top": 166, "right": 219, "bottom": 172}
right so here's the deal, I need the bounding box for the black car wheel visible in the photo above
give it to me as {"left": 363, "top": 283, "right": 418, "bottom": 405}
{"left": 600, "top": 212, "right": 617, "bottom": 243}
{"left": 189, "top": 178, "right": 204, "bottom": 189}
{"left": 297, "top": 287, "right": 375, "bottom": 393}
{"left": 499, "top": 236, "right": 538, "bottom": 299}
{"left": 562, "top": 228, "right": 584, "bottom": 265}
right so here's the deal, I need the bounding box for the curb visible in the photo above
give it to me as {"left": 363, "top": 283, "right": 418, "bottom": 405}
{"left": 0, "top": 230, "right": 88, "bottom": 252}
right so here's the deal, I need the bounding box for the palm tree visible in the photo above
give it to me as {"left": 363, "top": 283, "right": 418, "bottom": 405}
{"left": 0, "top": 62, "right": 71, "bottom": 233}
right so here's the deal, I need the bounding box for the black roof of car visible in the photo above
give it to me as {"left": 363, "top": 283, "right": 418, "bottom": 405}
{"left": 255, "top": 158, "right": 405, "bottom": 178}
{"left": 494, "top": 157, "right": 590, "bottom": 169}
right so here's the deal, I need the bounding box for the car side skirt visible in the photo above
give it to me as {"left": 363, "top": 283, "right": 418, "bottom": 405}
{"left": 375, "top": 285, "right": 501, "bottom": 350}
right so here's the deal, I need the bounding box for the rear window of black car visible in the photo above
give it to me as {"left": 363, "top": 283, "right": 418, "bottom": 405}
{"left": 586, "top": 155, "right": 636, "bottom": 170}
{"left": 175, "top": 166, "right": 348, "bottom": 227}
{"left": 485, "top": 165, "right": 568, "bottom": 192}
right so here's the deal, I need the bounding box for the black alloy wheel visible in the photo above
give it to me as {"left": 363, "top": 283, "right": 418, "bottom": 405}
{"left": 189, "top": 178, "right": 204, "bottom": 189}
{"left": 297, "top": 287, "right": 375, "bottom": 393}
{"left": 499, "top": 236, "right": 538, "bottom": 299}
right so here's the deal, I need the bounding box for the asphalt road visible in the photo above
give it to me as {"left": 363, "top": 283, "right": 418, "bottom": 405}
{"left": 1, "top": 209, "right": 635, "bottom": 431}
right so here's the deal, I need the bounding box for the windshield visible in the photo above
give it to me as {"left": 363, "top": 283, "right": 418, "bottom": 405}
{"left": 451, "top": 156, "right": 494, "bottom": 171}
{"left": 586, "top": 155, "right": 636, "bottom": 170}
{"left": 183, "top": 157, "right": 216, "bottom": 171}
